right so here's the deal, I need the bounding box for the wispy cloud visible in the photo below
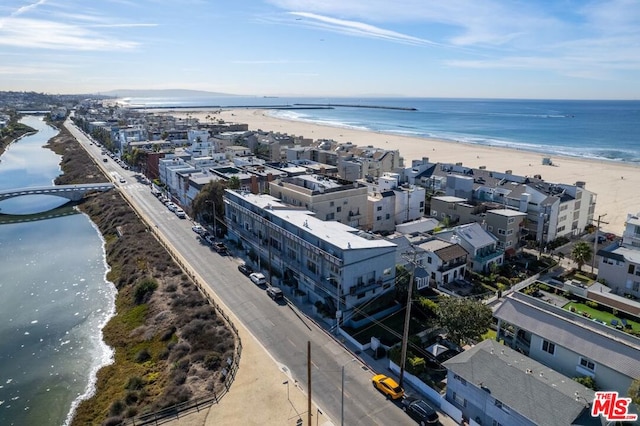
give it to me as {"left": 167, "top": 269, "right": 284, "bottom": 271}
{"left": 287, "top": 11, "right": 437, "bottom": 46}
{"left": 88, "top": 23, "right": 158, "bottom": 28}
{"left": 9, "top": 0, "right": 48, "bottom": 18}
{"left": 269, "top": 0, "right": 640, "bottom": 80}
{"left": 231, "top": 59, "right": 316, "bottom": 65}
{"left": 0, "top": 18, "right": 139, "bottom": 50}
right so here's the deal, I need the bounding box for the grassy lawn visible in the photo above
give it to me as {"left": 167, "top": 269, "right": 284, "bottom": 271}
{"left": 562, "top": 302, "right": 639, "bottom": 331}
{"left": 482, "top": 328, "right": 497, "bottom": 341}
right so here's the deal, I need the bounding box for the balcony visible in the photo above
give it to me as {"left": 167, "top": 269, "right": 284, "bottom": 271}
{"left": 438, "top": 259, "right": 466, "bottom": 272}
{"left": 474, "top": 249, "right": 504, "bottom": 264}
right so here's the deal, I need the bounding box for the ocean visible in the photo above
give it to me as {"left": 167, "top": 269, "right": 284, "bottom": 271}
{"left": 119, "top": 96, "right": 640, "bottom": 163}
{"left": 0, "top": 117, "right": 116, "bottom": 426}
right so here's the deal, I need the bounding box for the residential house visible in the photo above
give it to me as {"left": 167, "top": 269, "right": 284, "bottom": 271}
{"left": 443, "top": 339, "right": 602, "bottom": 426}
{"left": 494, "top": 291, "right": 640, "bottom": 396}
{"left": 597, "top": 212, "right": 640, "bottom": 298}
{"left": 414, "top": 239, "right": 468, "bottom": 290}
{"left": 435, "top": 222, "right": 503, "bottom": 273}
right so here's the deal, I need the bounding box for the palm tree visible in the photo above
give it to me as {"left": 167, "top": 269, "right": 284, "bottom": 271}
{"left": 571, "top": 241, "right": 592, "bottom": 271}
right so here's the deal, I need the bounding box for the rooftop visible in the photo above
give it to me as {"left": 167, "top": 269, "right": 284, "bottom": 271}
{"left": 494, "top": 292, "right": 640, "bottom": 380}
{"left": 444, "top": 339, "right": 599, "bottom": 426}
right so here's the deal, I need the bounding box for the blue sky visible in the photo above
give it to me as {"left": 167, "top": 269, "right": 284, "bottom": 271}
{"left": 1, "top": 0, "right": 639, "bottom": 99}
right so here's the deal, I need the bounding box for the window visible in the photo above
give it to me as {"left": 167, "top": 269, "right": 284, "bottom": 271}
{"left": 507, "top": 217, "right": 515, "bottom": 224}
{"left": 629, "top": 264, "right": 635, "bottom": 275}
{"left": 376, "top": 216, "right": 382, "bottom": 221}
{"left": 507, "top": 229, "right": 513, "bottom": 235}
{"left": 580, "top": 357, "right": 595, "bottom": 371}
{"left": 427, "top": 257, "right": 432, "bottom": 264}
{"left": 336, "top": 206, "right": 342, "bottom": 213}
{"left": 494, "top": 400, "right": 510, "bottom": 413}
{"left": 453, "top": 374, "right": 467, "bottom": 385}
{"left": 488, "top": 225, "right": 493, "bottom": 232}
{"left": 330, "top": 201, "right": 334, "bottom": 207}
{"left": 385, "top": 213, "right": 390, "bottom": 220}
{"left": 498, "top": 228, "right": 506, "bottom": 235}
{"left": 326, "top": 213, "right": 335, "bottom": 220}
{"left": 377, "top": 206, "right": 382, "bottom": 211}
{"left": 542, "top": 339, "right": 555, "bottom": 355}
{"left": 452, "top": 392, "right": 467, "bottom": 407}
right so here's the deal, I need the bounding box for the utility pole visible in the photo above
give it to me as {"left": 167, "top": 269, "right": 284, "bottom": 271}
{"left": 591, "top": 214, "right": 609, "bottom": 273}
{"left": 307, "top": 341, "right": 312, "bottom": 426}
{"left": 399, "top": 250, "right": 418, "bottom": 389}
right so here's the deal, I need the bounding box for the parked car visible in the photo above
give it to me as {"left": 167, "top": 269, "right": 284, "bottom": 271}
{"left": 238, "top": 263, "right": 253, "bottom": 276}
{"left": 266, "top": 286, "right": 284, "bottom": 301}
{"left": 249, "top": 272, "right": 267, "bottom": 286}
{"left": 372, "top": 374, "right": 404, "bottom": 400}
{"left": 401, "top": 397, "right": 439, "bottom": 425}
{"left": 175, "top": 208, "right": 186, "bottom": 219}
{"left": 191, "top": 224, "right": 205, "bottom": 235}
{"left": 204, "top": 235, "right": 216, "bottom": 245}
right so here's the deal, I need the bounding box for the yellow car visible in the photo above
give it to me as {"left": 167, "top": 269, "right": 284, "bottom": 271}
{"left": 372, "top": 374, "right": 405, "bottom": 400}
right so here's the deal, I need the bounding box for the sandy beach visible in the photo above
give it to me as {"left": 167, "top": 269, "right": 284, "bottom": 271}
{"left": 174, "top": 108, "right": 639, "bottom": 234}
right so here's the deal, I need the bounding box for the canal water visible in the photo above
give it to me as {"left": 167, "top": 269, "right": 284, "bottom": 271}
{"left": 0, "top": 116, "right": 116, "bottom": 426}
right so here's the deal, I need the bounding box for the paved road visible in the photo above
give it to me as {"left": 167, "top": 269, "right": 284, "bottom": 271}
{"left": 65, "top": 121, "right": 419, "bottom": 425}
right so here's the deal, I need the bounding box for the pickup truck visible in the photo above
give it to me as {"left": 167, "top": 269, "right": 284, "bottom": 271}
{"left": 212, "top": 242, "right": 228, "bottom": 255}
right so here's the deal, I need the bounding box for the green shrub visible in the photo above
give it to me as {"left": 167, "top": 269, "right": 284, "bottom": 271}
{"left": 135, "top": 348, "right": 151, "bottom": 363}
{"left": 408, "top": 356, "right": 426, "bottom": 375}
{"left": 586, "top": 300, "right": 599, "bottom": 309}
{"left": 109, "top": 399, "right": 125, "bottom": 416}
{"left": 134, "top": 278, "right": 158, "bottom": 305}
{"left": 125, "top": 376, "right": 144, "bottom": 391}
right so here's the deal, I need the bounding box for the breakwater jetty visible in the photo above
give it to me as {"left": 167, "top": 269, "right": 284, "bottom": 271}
{"left": 293, "top": 103, "right": 417, "bottom": 111}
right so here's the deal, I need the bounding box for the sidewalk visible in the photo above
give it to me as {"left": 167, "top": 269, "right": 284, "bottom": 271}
{"left": 165, "top": 285, "right": 333, "bottom": 426}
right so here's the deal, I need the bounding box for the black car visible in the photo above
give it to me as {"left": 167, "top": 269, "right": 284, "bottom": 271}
{"left": 401, "top": 397, "right": 439, "bottom": 425}
{"left": 238, "top": 263, "right": 253, "bottom": 276}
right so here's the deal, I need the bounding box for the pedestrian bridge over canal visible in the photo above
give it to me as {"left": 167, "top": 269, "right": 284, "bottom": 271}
{"left": 0, "top": 183, "right": 114, "bottom": 213}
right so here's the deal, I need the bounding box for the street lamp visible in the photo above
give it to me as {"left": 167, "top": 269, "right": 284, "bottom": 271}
{"left": 341, "top": 358, "right": 357, "bottom": 426}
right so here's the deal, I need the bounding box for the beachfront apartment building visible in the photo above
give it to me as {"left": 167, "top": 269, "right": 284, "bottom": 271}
{"left": 422, "top": 163, "right": 596, "bottom": 246}
{"left": 443, "top": 339, "right": 600, "bottom": 426}
{"left": 223, "top": 190, "right": 397, "bottom": 326}
{"left": 361, "top": 172, "right": 426, "bottom": 233}
{"left": 435, "top": 222, "right": 503, "bottom": 273}
{"left": 268, "top": 175, "right": 368, "bottom": 228}
{"left": 484, "top": 209, "right": 527, "bottom": 253}
{"left": 494, "top": 291, "right": 640, "bottom": 396}
{"left": 597, "top": 212, "right": 640, "bottom": 299}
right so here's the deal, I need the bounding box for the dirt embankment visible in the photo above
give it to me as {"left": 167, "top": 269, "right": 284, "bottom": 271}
{"left": 47, "top": 126, "right": 236, "bottom": 425}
